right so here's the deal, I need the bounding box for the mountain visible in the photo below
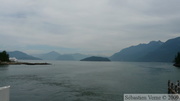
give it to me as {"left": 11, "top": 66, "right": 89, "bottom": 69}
{"left": 8, "top": 51, "right": 41, "bottom": 60}
{"left": 80, "top": 56, "right": 111, "bottom": 61}
{"left": 110, "top": 40, "right": 163, "bottom": 61}
{"left": 110, "top": 37, "right": 180, "bottom": 62}
{"left": 140, "top": 37, "right": 180, "bottom": 62}
{"left": 36, "top": 51, "right": 60, "bottom": 60}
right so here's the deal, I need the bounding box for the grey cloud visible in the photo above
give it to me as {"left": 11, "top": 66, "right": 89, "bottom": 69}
{"left": 143, "top": 0, "right": 180, "bottom": 16}
{"left": 0, "top": 0, "right": 180, "bottom": 56}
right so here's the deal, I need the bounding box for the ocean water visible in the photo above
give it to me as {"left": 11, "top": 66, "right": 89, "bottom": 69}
{"left": 0, "top": 61, "right": 179, "bottom": 101}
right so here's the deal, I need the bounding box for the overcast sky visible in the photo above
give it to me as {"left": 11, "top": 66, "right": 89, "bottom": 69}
{"left": 0, "top": 0, "right": 180, "bottom": 56}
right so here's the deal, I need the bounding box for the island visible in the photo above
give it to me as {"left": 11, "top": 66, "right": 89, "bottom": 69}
{"left": 174, "top": 52, "right": 180, "bottom": 67}
{"left": 0, "top": 51, "right": 51, "bottom": 65}
{"left": 80, "top": 56, "right": 111, "bottom": 62}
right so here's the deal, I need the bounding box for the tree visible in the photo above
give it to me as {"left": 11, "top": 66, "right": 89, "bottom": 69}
{"left": 174, "top": 52, "right": 180, "bottom": 64}
{"left": 0, "top": 51, "right": 10, "bottom": 62}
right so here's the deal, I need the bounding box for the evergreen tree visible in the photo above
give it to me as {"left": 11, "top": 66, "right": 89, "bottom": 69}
{"left": 174, "top": 52, "right": 180, "bottom": 64}
{"left": 0, "top": 51, "right": 10, "bottom": 62}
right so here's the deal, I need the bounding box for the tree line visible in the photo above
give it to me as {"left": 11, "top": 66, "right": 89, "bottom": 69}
{"left": 0, "top": 51, "right": 10, "bottom": 62}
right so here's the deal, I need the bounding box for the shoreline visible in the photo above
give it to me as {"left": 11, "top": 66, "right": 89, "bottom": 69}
{"left": 173, "top": 63, "right": 180, "bottom": 67}
{"left": 0, "top": 62, "right": 51, "bottom": 65}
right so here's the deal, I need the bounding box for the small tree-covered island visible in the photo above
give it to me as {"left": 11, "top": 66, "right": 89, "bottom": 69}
{"left": 80, "top": 56, "right": 111, "bottom": 62}
{"left": 0, "top": 51, "right": 50, "bottom": 65}
{"left": 174, "top": 52, "right": 180, "bottom": 67}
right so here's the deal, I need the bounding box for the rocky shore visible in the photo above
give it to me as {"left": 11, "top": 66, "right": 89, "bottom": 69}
{"left": 0, "top": 62, "right": 51, "bottom": 65}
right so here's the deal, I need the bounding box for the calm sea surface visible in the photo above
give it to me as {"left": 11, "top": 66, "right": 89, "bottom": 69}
{"left": 0, "top": 61, "right": 179, "bottom": 101}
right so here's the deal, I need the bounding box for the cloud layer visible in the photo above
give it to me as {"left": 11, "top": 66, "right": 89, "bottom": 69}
{"left": 0, "top": 0, "right": 180, "bottom": 56}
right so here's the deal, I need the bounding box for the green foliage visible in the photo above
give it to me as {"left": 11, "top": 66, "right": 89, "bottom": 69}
{"left": 0, "top": 51, "right": 10, "bottom": 62}
{"left": 174, "top": 52, "right": 180, "bottom": 64}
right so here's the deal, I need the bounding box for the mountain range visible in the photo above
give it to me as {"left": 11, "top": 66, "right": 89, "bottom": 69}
{"left": 110, "top": 37, "right": 180, "bottom": 62}
{"left": 5, "top": 51, "right": 90, "bottom": 61}
{"left": 2, "top": 37, "right": 180, "bottom": 62}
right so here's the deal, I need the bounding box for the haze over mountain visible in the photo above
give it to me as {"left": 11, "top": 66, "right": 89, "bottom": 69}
{"left": 36, "top": 51, "right": 60, "bottom": 60}
{"left": 56, "top": 53, "right": 90, "bottom": 61}
{"left": 56, "top": 54, "right": 74, "bottom": 61}
{"left": 110, "top": 37, "right": 180, "bottom": 62}
{"left": 71, "top": 53, "right": 90, "bottom": 61}
{"left": 35, "top": 51, "right": 89, "bottom": 61}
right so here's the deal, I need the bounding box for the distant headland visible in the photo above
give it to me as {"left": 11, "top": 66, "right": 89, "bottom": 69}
{"left": 0, "top": 51, "right": 51, "bottom": 65}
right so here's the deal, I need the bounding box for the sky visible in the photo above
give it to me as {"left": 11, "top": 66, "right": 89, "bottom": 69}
{"left": 0, "top": 0, "right": 180, "bottom": 56}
